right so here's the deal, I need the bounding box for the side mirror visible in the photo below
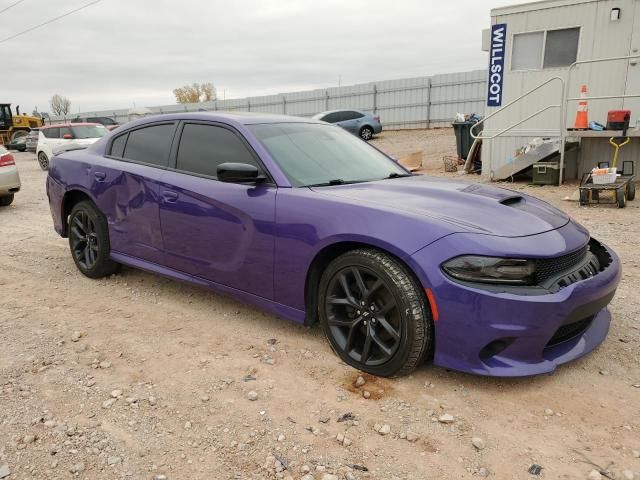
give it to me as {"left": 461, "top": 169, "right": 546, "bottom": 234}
{"left": 62, "top": 133, "right": 74, "bottom": 139}
{"left": 217, "top": 162, "right": 265, "bottom": 183}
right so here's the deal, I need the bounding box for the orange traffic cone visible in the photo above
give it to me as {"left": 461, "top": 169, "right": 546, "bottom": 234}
{"left": 574, "top": 84, "right": 589, "bottom": 129}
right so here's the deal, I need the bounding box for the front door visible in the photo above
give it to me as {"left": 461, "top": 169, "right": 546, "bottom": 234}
{"left": 159, "top": 122, "right": 276, "bottom": 299}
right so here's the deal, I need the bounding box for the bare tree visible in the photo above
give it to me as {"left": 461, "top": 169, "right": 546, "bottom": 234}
{"left": 50, "top": 94, "right": 71, "bottom": 117}
{"left": 173, "top": 82, "right": 217, "bottom": 104}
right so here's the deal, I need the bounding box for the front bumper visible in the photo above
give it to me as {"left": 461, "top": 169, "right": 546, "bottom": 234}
{"left": 410, "top": 227, "right": 621, "bottom": 376}
{"left": 0, "top": 166, "right": 21, "bottom": 195}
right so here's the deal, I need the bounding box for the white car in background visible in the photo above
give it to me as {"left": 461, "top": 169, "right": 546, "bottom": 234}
{"left": 37, "top": 123, "right": 107, "bottom": 170}
{"left": 0, "top": 146, "right": 21, "bottom": 206}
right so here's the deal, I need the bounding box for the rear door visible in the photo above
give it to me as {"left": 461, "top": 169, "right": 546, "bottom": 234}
{"left": 94, "top": 122, "right": 177, "bottom": 265}
{"left": 158, "top": 121, "right": 276, "bottom": 298}
{"left": 337, "top": 111, "right": 364, "bottom": 133}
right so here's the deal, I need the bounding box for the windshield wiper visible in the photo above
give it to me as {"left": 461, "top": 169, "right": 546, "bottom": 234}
{"left": 305, "top": 178, "right": 364, "bottom": 187}
{"left": 385, "top": 172, "right": 412, "bottom": 179}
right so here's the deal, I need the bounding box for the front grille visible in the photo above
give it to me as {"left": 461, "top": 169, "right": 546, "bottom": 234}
{"left": 535, "top": 245, "right": 589, "bottom": 283}
{"left": 534, "top": 239, "right": 612, "bottom": 291}
{"left": 546, "top": 316, "right": 594, "bottom": 347}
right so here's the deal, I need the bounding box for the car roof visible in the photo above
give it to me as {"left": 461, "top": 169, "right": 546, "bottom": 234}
{"left": 313, "top": 109, "right": 366, "bottom": 117}
{"left": 124, "top": 112, "right": 325, "bottom": 128}
{"left": 41, "top": 123, "right": 103, "bottom": 129}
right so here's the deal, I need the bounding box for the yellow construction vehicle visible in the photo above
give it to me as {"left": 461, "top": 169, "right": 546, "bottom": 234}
{"left": 0, "top": 103, "right": 44, "bottom": 145}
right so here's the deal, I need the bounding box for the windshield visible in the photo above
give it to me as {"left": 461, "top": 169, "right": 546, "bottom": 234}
{"left": 249, "top": 123, "right": 407, "bottom": 187}
{"left": 71, "top": 125, "right": 107, "bottom": 139}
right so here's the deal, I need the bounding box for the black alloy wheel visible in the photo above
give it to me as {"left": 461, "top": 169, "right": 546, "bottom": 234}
{"left": 325, "top": 265, "right": 401, "bottom": 366}
{"left": 319, "top": 248, "right": 432, "bottom": 377}
{"left": 70, "top": 208, "right": 100, "bottom": 270}
{"left": 68, "top": 200, "right": 119, "bottom": 278}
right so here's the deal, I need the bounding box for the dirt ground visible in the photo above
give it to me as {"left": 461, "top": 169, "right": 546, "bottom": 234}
{"left": 1, "top": 129, "right": 639, "bottom": 480}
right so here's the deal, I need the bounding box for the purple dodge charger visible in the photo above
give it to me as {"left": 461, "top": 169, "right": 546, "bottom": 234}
{"left": 46, "top": 112, "right": 621, "bottom": 377}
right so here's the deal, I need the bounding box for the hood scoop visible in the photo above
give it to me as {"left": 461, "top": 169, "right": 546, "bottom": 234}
{"left": 499, "top": 195, "right": 525, "bottom": 207}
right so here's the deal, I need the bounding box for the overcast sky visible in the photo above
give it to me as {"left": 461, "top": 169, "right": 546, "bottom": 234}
{"left": 3, "top": 0, "right": 529, "bottom": 114}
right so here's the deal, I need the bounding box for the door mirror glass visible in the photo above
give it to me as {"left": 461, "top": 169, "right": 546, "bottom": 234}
{"left": 217, "top": 162, "right": 264, "bottom": 183}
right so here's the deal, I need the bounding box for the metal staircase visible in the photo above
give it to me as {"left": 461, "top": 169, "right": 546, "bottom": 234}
{"left": 471, "top": 54, "right": 640, "bottom": 184}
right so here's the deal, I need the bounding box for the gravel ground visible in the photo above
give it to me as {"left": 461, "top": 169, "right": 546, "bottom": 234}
{"left": 0, "top": 129, "right": 639, "bottom": 480}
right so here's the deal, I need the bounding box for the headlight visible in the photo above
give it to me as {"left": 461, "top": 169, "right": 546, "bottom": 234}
{"left": 442, "top": 256, "right": 535, "bottom": 285}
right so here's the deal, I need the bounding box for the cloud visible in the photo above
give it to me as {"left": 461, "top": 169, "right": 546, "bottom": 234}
{"left": 2, "top": 0, "right": 527, "bottom": 113}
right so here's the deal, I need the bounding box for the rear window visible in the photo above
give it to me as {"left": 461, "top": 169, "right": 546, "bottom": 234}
{"left": 43, "top": 128, "right": 60, "bottom": 139}
{"left": 70, "top": 125, "right": 107, "bottom": 139}
{"left": 87, "top": 117, "right": 117, "bottom": 126}
{"left": 110, "top": 134, "right": 127, "bottom": 157}
{"left": 122, "top": 123, "right": 176, "bottom": 167}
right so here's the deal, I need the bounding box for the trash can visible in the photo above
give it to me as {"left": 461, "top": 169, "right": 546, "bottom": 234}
{"left": 452, "top": 118, "right": 481, "bottom": 160}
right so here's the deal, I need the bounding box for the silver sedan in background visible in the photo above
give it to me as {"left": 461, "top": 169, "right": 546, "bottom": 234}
{"left": 312, "top": 109, "right": 382, "bottom": 140}
{"left": 0, "top": 146, "right": 20, "bottom": 206}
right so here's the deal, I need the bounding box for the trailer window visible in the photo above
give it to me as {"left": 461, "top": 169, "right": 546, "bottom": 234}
{"left": 543, "top": 28, "right": 580, "bottom": 68}
{"left": 512, "top": 27, "right": 579, "bottom": 71}
{"left": 512, "top": 32, "right": 543, "bottom": 70}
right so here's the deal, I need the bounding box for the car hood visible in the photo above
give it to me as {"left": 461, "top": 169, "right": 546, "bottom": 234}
{"left": 310, "top": 176, "right": 570, "bottom": 237}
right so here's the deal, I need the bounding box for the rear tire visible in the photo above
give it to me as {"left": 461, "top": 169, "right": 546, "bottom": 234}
{"left": 318, "top": 248, "right": 432, "bottom": 377}
{"left": 616, "top": 188, "right": 626, "bottom": 208}
{"left": 68, "top": 200, "right": 119, "bottom": 278}
{"left": 37, "top": 152, "right": 49, "bottom": 170}
{"left": 359, "top": 126, "right": 374, "bottom": 141}
{"left": 0, "top": 194, "right": 14, "bottom": 207}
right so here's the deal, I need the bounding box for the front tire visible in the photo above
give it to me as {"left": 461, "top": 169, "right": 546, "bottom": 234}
{"left": 0, "top": 194, "right": 14, "bottom": 207}
{"left": 68, "top": 200, "right": 119, "bottom": 278}
{"left": 37, "top": 152, "right": 49, "bottom": 170}
{"left": 627, "top": 181, "right": 636, "bottom": 201}
{"left": 359, "top": 126, "right": 374, "bottom": 141}
{"left": 318, "top": 248, "right": 432, "bottom": 377}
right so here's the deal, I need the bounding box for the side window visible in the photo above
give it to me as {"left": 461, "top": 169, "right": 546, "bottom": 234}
{"left": 110, "top": 133, "right": 128, "bottom": 158}
{"left": 122, "top": 123, "right": 175, "bottom": 167}
{"left": 44, "top": 127, "right": 60, "bottom": 139}
{"left": 343, "top": 111, "right": 364, "bottom": 121}
{"left": 176, "top": 123, "right": 260, "bottom": 178}
{"left": 512, "top": 32, "right": 543, "bottom": 70}
{"left": 59, "top": 127, "right": 73, "bottom": 138}
{"left": 322, "top": 112, "right": 340, "bottom": 123}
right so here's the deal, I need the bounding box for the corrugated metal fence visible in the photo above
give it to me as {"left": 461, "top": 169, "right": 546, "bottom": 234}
{"left": 54, "top": 69, "right": 487, "bottom": 129}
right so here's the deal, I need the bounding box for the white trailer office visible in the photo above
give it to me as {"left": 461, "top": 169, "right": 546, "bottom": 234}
{"left": 479, "top": 0, "right": 640, "bottom": 182}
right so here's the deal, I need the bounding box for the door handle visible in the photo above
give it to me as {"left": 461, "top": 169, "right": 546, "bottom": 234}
{"left": 94, "top": 171, "right": 106, "bottom": 182}
{"left": 162, "top": 190, "right": 179, "bottom": 203}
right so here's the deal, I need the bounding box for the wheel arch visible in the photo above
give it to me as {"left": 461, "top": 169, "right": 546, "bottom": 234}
{"left": 60, "top": 189, "right": 96, "bottom": 237}
{"left": 303, "top": 240, "right": 430, "bottom": 326}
